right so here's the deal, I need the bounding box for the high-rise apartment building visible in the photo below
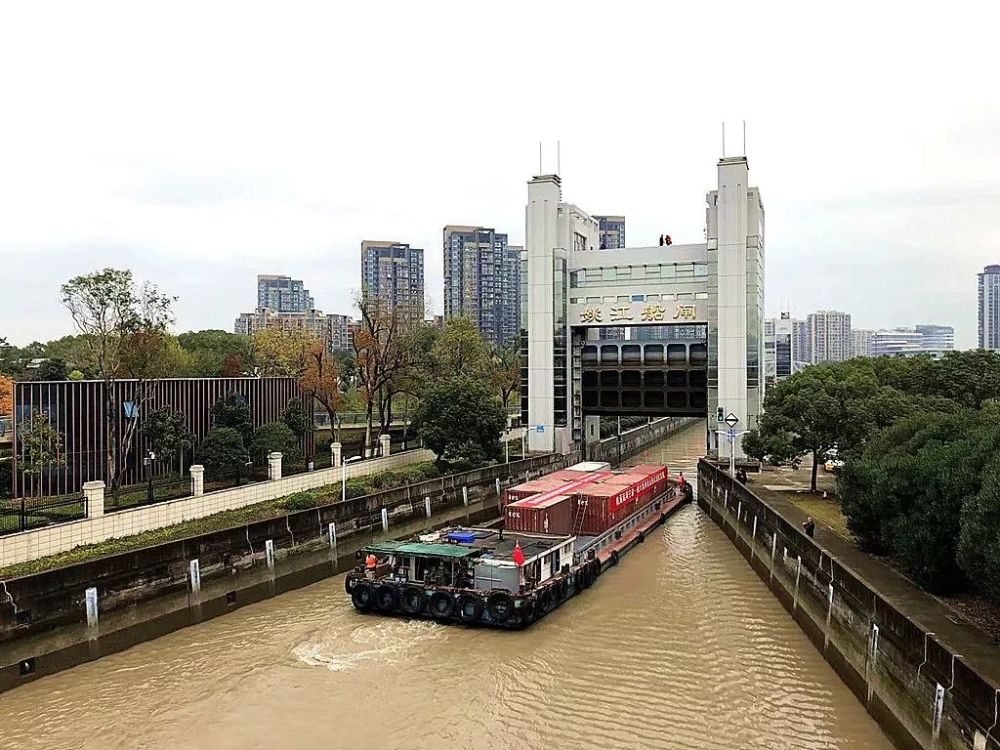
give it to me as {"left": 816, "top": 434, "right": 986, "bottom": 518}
{"left": 442, "top": 226, "right": 521, "bottom": 347}
{"left": 793, "top": 318, "right": 811, "bottom": 365}
{"left": 807, "top": 310, "right": 852, "bottom": 363}
{"left": 361, "top": 241, "right": 424, "bottom": 323}
{"left": 979, "top": 265, "right": 1000, "bottom": 351}
{"left": 594, "top": 215, "right": 625, "bottom": 250}
{"left": 235, "top": 308, "right": 355, "bottom": 353}
{"left": 256, "top": 274, "right": 314, "bottom": 312}
{"left": 327, "top": 314, "right": 354, "bottom": 352}
{"left": 851, "top": 329, "right": 873, "bottom": 358}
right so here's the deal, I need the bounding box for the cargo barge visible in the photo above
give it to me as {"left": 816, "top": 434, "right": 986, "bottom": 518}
{"left": 344, "top": 461, "right": 693, "bottom": 628}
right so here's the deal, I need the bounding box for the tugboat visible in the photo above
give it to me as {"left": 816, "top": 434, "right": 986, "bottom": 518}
{"left": 344, "top": 461, "right": 693, "bottom": 628}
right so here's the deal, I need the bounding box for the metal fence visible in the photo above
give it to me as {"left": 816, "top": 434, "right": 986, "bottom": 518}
{"left": 0, "top": 493, "right": 88, "bottom": 536}
{"left": 698, "top": 460, "right": 1000, "bottom": 744}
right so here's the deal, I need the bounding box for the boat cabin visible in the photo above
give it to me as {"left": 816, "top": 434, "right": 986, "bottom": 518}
{"left": 362, "top": 528, "right": 577, "bottom": 594}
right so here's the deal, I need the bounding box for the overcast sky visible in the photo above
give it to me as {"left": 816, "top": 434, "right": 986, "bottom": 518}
{"left": 3, "top": 1, "right": 998, "bottom": 349}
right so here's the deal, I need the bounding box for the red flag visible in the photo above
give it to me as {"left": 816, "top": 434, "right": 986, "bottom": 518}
{"left": 512, "top": 541, "right": 525, "bottom": 566}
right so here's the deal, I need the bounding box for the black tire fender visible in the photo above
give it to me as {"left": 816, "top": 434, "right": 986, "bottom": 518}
{"left": 345, "top": 575, "right": 358, "bottom": 595}
{"left": 456, "top": 593, "right": 485, "bottom": 623}
{"left": 610, "top": 549, "right": 620, "bottom": 566}
{"left": 487, "top": 591, "right": 515, "bottom": 623}
{"left": 591, "top": 559, "right": 602, "bottom": 579}
{"left": 375, "top": 584, "right": 399, "bottom": 612}
{"left": 638, "top": 531, "right": 645, "bottom": 543}
{"left": 351, "top": 581, "right": 376, "bottom": 610}
{"left": 429, "top": 590, "right": 454, "bottom": 619}
{"left": 538, "top": 587, "right": 553, "bottom": 612}
{"left": 400, "top": 585, "right": 425, "bottom": 615}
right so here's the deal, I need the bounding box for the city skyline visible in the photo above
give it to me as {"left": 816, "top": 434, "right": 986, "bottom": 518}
{"left": 3, "top": 5, "right": 997, "bottom": 349}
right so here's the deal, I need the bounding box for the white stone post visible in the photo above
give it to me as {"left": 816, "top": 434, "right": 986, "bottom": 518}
{"left": 189, "top": 465, "right": 204, "bottom": 497}
{"left": 83, "top": 480, "right": 105, "bottom": 518}
{"left": 331, "top": 441, "right": 342, "bottom": 468}
{"left": 268, "top": 452, "right": 283, "bottom": 480}
{"left": 379, "top": 434, "right": 391, "bottom": 457}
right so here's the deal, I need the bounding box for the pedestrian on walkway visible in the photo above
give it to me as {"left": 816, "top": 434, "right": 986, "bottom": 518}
{"left": 802, "top": 516, "right": 816, "bottom": 538}
{"left": 659, "top": 234, "right": 665, "bottom": 246}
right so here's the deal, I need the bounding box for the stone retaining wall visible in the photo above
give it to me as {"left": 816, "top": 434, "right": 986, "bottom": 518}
{"left": 698, "top": 460, "right": 1000, "bottom": 750}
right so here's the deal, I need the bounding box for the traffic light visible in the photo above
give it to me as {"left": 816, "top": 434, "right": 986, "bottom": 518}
{"left": 717, "top": 407, "right": 725, "bottom": 423}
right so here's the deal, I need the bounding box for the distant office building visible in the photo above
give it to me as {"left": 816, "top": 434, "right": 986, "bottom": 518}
{"left": 594, "top": 215, "right": 625, "bottom": 250}
{"left": 807, "top": 310, "right": 852, "bottom": 363}
{"left": 764, "top": 313, "right": 798, "bottom": 381}
{"left": 442, "top": 226, "right": 521, "bottom": 347}
{"left": 980, "top": 265, "right": 1000, "bottom": 351}
{"left": 851, "top": 329, "right": 873, "bottom": 358}
{"left": 915, "top": 324, "right": 955, "bottom": 352}
{"left": 361, "top": 241, "right": 424, "bottom": 323}
{"left": 872, "top": 328, "right": 925, "bottom": 357}
{"left": 257, "top": 274, "right": 314, "bottom": 313}
{"left": 871, "top": 325, "right": 955, "bottom": 358}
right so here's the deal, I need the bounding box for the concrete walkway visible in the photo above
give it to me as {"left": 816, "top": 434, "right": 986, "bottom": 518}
{"left": 752, "top": 481, "right": 1000, "bottom": 684}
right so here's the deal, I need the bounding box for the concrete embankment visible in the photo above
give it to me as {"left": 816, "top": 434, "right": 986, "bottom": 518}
{"left": 698, "top": 460, "right": 1000, "bottom": 750}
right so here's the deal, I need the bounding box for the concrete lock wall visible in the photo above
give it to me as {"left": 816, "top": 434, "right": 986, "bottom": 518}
{"left": 0, "top": 451, "right": 584, "bottom": 694}
{"left": 588, "top": 417, "right": 699, "bottom": 466}
{"left": 0, "top": 449, "right": 435, "bottom": 568}
{"left": 698, "top": 460, "right": 1000, "bottom": 750}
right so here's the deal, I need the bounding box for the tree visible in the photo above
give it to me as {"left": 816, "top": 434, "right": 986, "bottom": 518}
{"left": 492, "top": 341, "right": 521, "bottom": 411}
{"left": 252, "top": 326, "right": 314, "bottom": 377}
{"left": 300, "top": 340, "right": 344, "bottom": 431}
{"left": 430, "top": 316, "right": 493, "bottom": 382}
{"left": 68, "top": 369, "right": 85, "bottom": 381}
{"left": 0, "top": 375, "right": 12, "bottom": 417}
{"left": 353, "top": 298, "right": 412, "bottom": 456}
{"left": 839, "top": 408, "right": 1000, "bottom": 593}
{"left": 177, "top": 330, "right": 249, "bottom": 377}
{"left": 43, "top": 334, "right": 99, "bottom": 377}
{"left": 281, "top": 397, "right": 311, "bottom": 438}
{"left": 411, "top": 377, "right": 506, "bottom": 470}
{"left": 211, "top": 392, "right": 254, "bottom": 445}
{"left": 61, "top": 268, "right": 175, "bottom": 494}
{"left": 140, "top": 406, "right": 194, "bottom": 475}
{"left": 957, "top": 457, "right": 1000, "bottom": 599}
{"left": 18, "top": 410, "right": 66, "bottom": 476}
{"left": 743, "top": 362, "right": 931, "bottom": 492}
{"left": 34, "top": 358, "right": 68, "bottom": 381}
{"left": 250, "top": 422, "right": 301, "bottom": 464}
{"left": 197, "top": 427, "right": 248, "bottom": 484}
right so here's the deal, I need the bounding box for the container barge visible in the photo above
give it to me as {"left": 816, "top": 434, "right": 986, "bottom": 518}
{"left": 344, "top": 461, "right": 693, "bottom": 629}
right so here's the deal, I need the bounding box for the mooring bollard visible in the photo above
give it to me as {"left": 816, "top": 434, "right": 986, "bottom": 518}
{"left": 462, "top": 486, "right": 469, "bottom": 507}
{"left": 189, "top": 559, "right": 201, "bottom": 594}
{"left": 425, "top": 496, "right": 432, "bottom": 518}
{"left": 265, "top": 539, "right": 275, "bottom": 570}
{"left": 381, "top": 507, "right": 388, "bottom": 532}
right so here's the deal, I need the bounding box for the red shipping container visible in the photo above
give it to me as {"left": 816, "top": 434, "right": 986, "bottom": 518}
{"left": 506, "top": 495, "right": 574, "bottom": 535}
{"left": 628, "top": 464, "right": 669, "bottom": 482}
{"left": 572, "top": 472, "right": 666, "bottom": 535}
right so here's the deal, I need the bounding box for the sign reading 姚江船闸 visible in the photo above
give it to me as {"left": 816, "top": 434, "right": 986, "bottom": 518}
{"left": 576, "top": 302, "right": 700, "bottom": 325}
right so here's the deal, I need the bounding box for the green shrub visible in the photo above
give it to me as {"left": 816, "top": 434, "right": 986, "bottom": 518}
{"left": 280, "top": 491, "right": 319, "bottom": 511}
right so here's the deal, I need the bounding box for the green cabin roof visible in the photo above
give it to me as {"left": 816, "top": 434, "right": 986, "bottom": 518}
{"left": 366, "top": 541, "right": 481, "bottom": 559}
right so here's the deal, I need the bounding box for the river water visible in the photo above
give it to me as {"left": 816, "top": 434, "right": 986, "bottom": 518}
{"left": 0, "top": 422, "right": 892, "bottom": 750}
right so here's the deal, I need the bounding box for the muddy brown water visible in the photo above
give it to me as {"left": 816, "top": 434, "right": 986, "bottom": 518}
{"left": 0, "top": 423, "right": 892, "bottom": 749}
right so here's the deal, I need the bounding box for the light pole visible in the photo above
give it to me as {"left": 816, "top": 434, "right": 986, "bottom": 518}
{"left": 143, "top": 450, "right": 157, "bottom": 504}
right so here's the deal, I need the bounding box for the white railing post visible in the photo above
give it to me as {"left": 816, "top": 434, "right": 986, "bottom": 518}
{"left": 379, "top": 434, "right": 391, "bottom": 457}
{"left": 268, "top": 452, "right": 283, "bottom": 480}
{"left": 189, "top": 465, "right": 204, "bottom": 496}
{"left": 331, "top": 441, "right": 342, "bottom": 468}
{"left": 83, "top": 481, "right": 105, "bottom": 518}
